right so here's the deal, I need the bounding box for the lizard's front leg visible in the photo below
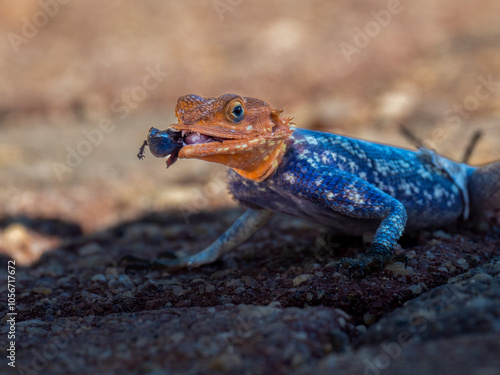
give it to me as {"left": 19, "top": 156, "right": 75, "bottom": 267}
{"left": 336, "top": 200, "right": 408, "bottom": 274}
{"left": 281, "top": 166, "right": 408, "bottom": 274}
{"left": 124, "top": 209, "right": 274, "bottom": 272}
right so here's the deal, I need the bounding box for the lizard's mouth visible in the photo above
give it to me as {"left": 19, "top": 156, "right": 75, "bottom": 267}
{"left": 171, "top": 121, "right": 245, "bottom": 147}
{"left": 176, "top": 127, "right": 249, "bottom": 158}
{"left": 179, "top": 128, "right": 260, "bottom": 166}
{"left": 181, "top": 130, "right": 230, "bottom": 146}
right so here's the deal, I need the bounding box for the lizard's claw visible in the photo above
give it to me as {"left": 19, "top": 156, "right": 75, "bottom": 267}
{"left": 391, "top": 253, "right": 409, "bottom": 268}
{"left": 336, "top": 248, "right": 408, "bottom": 277}
{"left": 336, "top": 254, "right": 378, "bottom": 277}
{"left": 336, "top": 243, "right": 397, "bottom": 277}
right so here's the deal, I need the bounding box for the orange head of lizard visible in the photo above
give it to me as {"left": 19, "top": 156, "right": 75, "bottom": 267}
{"left": 169, "top": 94, "right": 293, "bottom": 182}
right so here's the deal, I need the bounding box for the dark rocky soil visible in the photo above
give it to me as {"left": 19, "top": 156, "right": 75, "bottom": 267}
{"left": 1, "top": 209, "right": 500, "bottom": 374}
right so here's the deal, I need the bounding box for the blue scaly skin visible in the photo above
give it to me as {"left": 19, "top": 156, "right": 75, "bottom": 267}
{"left": 228, "top": 127, "right": 471, "bottom": 270}
{"left": 137, "top": 94, "right": 500, "bottom": 274}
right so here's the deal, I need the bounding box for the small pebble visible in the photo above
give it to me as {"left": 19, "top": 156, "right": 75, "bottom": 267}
{"left": 408, "top": 283, "right": 424, "bottom": 294}
{"left": 91, "top": 274, "right": 107, "bottom": 282}
{"left": 293, "top": 274, "right": 313, "bottom": 286}
{"left": 363, "top": 312, "right": 376, "bottom": 325}
{"left": 456, "top": 258, "right": 469, "bottom": 269}
{"left": 173, "top": 286, "right": 185, "bottom": 296}
{"left": 32, "top": 286, "right": 52, "bottom": 295}
{"left": 78, "top": 242, "right": 103, "bottom": 256}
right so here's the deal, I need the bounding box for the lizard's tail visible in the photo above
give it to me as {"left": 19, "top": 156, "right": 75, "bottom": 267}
{"left": 468, "top": 162, "right": 500, "bottom": 218}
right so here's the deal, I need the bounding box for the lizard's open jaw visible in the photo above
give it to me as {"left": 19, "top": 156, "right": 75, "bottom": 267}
{"left": 182, "top": 130, "right": 228, "bottom": 146}
{"left": 171, "top": 125, "right": 251, "bottom": 160}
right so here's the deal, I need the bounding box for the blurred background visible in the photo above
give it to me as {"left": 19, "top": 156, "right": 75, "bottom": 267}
{"left": 1, "top": 0, "right": 499, "bottom": 264}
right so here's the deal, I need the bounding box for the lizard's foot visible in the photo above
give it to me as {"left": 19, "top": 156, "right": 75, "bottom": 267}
{"left": 336, "top": 244, "right": 403, "bottom": 277}
{"left": 336, "top": 253, "right": 383, "bottom": 277}
{"left": 120, "top": 254, "right": 189, "bottom": 273}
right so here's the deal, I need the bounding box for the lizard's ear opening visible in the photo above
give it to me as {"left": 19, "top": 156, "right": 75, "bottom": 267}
{"left": 270, "top": 109, "right": 292, "bottom": 133}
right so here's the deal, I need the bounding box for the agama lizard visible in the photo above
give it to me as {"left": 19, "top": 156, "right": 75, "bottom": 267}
{"left": 137, "top": 94, "right": 500, "bottom": 274}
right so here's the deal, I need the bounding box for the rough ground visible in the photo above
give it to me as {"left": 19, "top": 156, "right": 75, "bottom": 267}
{"left": 1, "top": 1, "right": 500, "bottom": 374}
{"left": 2, "top": 208, "right": 500, "bottom": 374}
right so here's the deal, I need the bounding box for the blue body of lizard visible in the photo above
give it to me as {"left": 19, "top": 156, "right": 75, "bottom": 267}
{"left": 227, "top": 127, "right": 472, "bottom": 261}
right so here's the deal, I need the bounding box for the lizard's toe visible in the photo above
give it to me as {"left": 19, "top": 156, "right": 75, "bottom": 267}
{"left": 336, "top": 250, "right": 408, "bottom": 277}
{"left": 336, "top": 243, "right": 394, "bottom": 276}
{"left": 390, "top": 253, "right": 408, "bottom": 268}
{"left": 336, "top": 255, "right": 373, "bottom": 277}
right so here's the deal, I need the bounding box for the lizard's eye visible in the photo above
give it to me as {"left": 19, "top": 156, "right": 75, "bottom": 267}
{"left": 227, "top": 101, "right": 245, "bottom": 123}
